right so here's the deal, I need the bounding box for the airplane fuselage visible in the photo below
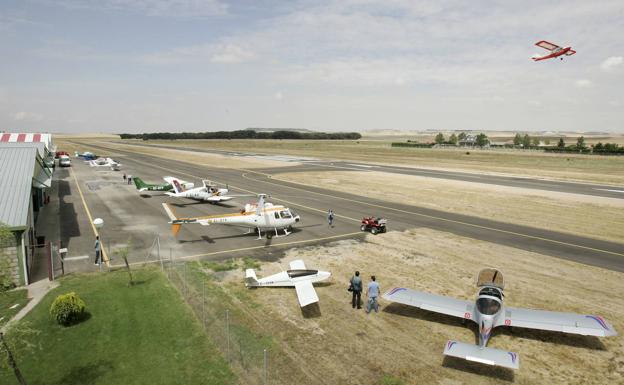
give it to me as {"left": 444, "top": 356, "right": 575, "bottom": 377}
{"left": 252, "top": 270, "right": 331, "bottom": 287}
{"left": 533, "top": 46, "right": 572, "bottom": 61}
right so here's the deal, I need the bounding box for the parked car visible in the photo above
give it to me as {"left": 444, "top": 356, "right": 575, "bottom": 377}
{"left": 55, "top": 151, "right": 69, "bottom": 159}
{"left": 59, "top": 155, "right": 71, "bottom": 167}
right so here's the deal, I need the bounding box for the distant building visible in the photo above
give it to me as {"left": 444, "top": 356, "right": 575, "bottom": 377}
{"left": 458, "top": 134, "right": 477, "bottom": 147}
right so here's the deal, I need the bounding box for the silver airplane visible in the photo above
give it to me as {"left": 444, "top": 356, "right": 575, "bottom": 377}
{"left": 383, "top": 268, "right": 617, "bottom": 369}
{"left": 245, "top": 259, "right": 331, "bottom": 307}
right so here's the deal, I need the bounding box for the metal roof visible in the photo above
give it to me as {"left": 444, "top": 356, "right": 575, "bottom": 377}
{"left": 0, "top": 146, "right": 39, "bottom": 228}
{"left": 0, "top": 141, "right": 48, "bottom": 158}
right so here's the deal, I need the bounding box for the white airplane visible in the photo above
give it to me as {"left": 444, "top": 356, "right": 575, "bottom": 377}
{"left": 88, "top": 157, "right": 121, "bottom": 171}
{"left": 245, "top": 259, "right": 331, "bottom": 307}
{"left": 165, "top": 178, "right": 239, "bottom": 203}
{"left": 383, "top": 268, "right": 617, "bottom": 370}
{"left": 162, "top": 194, "right": 300, "bottom": 239}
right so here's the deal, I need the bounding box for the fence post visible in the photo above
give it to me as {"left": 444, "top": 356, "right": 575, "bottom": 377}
{"left": 158, "top": 235, "right": 163, "bottom": 272}
{"left": 263, "top": 348, "right": 268, "bottom": 385}
{"left": 226, "top": 309, "right": 230, "bottom": 362}
{"left": 202, "top": 280, "right": 206, "bottom": 328}
{"left": 184, "top": 262, "right": 187, "bottom": 297}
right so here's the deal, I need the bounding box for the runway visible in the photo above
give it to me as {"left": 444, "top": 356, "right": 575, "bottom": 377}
{"left": 114, "top": 141, "right": 624, "bottom": 200}
{"left": 73, "top": 141, "right": 624, "bottom": 272}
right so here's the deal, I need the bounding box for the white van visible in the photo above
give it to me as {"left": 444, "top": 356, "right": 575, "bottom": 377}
{"left": 59, "top": 155, "right": 71, "bottom": 167}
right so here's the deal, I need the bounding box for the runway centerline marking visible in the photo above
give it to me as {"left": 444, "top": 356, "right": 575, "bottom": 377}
{"left": 594, "top": 188, "right": 624, "bottom": 193}
{"left": 70, "top": 167, "right": 109, "bottom": 264}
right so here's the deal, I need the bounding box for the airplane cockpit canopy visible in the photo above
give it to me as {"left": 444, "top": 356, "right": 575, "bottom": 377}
{"left": 477, "top": 297, "right": 501, "bottom": 316}
{"left": 476, "top": 268, "right": 504, "bottom": 289}
{"left": 280, "top": 210, "right": 293, "bottom": 219}
{"left": 479, "top": 286, "right": 502, "bottom": 300}
{"left": 287, "top": 269, "right": 318, "bottom": 279}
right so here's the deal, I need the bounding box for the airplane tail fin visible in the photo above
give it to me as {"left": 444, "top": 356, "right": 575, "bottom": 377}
{"left": 171, "top": 179, "right": 184, "bottom": 194}
{"left": 133, "top": 177, "right": 148, "bottom": 191}
{"left": 443, "top": 340, "right": 519, "bottom": 370}
{"left": 245, "top": 269, "right": 259, "bottom": 287}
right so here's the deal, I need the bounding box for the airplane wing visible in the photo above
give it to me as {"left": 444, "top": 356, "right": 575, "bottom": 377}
{"left": 565, "top": 49, "right": 577, "bottom": 56}
{"left": 383, "top": 287, "right": 475, "bottom": 321}
{"left": 294, "top": 280, "right": 319, "bottom": 307}
{"left": 535, "top": 40, "right": 560, "bottom": 51}
{"left": 500, "top": 306, "right": 617, "bottom": 337}
{"left": 289, "top": 260, "right": 306, "bottom": 270}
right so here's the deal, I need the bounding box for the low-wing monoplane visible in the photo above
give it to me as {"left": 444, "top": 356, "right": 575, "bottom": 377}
{"left": 165, "top": 178, "right": 239, "bottom": 203}
{"left": 532, "top": 40, "right": 576, "bottom": 61}
{"left": 162, "top": 194, "right": 300, "bottom": 239}
{"left": 133, "top": 176, "right": 194, "bottom": 192}
{"left": 245, "top": 259, "right": 331, "bottom": 307}
{"left": 383, "top": 268, "right": 616, "bottom": 370}
{"left": 88, "top": 157, "right": 121, "bottom": 171}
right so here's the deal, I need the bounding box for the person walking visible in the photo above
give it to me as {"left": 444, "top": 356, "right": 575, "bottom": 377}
{"left": 366, "top": 275, "right": 380, "bottom": 314}
{"left": 94, "top": 235, "right": 101, "bottom": 265}
{"left": 350, "top": 271, "right": 362, "bottom": 309}
{"left": 328, "top": 209, "right": 334, "bottom": 227}
{"left": 123, "top": 173, "right": 127, "bottom": 183}
{"left": 127, "top": 174, "right": 132, "bottom": 185}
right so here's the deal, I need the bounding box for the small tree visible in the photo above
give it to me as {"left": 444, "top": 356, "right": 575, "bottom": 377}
{"left": 576, "top": 136, "right": 586, "bottom": 149}
{"left": 435, "top": 133, "right": 445, "bottom": 144}
{"left": 475, "top": 133, "right": 489, "bottom": 147}
{"left": 458, "top": 132, "right": 467, "bottom": 141}
{"left": 558, "top": 137, "right": 566, "bottom": 148}
{"left": 532, "top": 137, "right": 541, "bottom": 146}
{"left": 448, "top": 133, "right": 458, "bottom": 145}
{"left": 522, "top": 134, "right": 531, "bottom": 148}
{"left": 0, "top": 223, "right": 16, "bottom": 291}
{"left": 513, "top": 133, "right": 522, "bottom": 146}
{"left": 114, "top": 242, "right": 134, "bottom": 286}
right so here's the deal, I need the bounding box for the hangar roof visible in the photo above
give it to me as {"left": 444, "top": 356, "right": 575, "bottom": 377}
{"left": 0, "top": 146, "right": 43, "bottom": 229}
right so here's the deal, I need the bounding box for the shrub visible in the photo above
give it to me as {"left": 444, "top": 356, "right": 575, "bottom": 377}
{"left": 50, "top": 292, "right": 86, "bottom": 326}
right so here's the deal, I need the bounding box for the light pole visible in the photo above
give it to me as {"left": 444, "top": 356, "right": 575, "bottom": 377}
{"left": 93, "top": 218, "right": 105, "bottom": 271}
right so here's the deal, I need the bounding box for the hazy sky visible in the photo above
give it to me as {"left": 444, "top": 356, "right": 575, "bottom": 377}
{"left": 1, "top": 0, "right": 623, "bottom": 133}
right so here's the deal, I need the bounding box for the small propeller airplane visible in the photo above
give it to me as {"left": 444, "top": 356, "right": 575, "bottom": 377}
{"left": 74, "top": 151, "right": 96, "bottom": 160}
{"left": 532, "top": 40, "right": 576, "bottom": 61}
{"left": 88, "top": 157, "right": 121, "bottom": 171}
{"left": 133, "top": 176, "right": 195, "bottom": 192}
{"left": 245, "top": 259, "right": 331, "bottom": 307}
{"left": 162, "top": 194, "right": 300, "bottom": 239}
{"left": 383, "top": 268, "right": 616, "bottom": 370}
{"left": 164, "top": 178, "right": 243, "bottom": 203}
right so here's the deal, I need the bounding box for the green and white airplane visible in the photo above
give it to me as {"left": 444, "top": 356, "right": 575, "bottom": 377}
{"left": 133, "top": 176, "right": 194, "bottom": 192}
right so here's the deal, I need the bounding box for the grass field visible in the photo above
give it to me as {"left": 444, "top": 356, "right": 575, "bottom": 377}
{"left": 111, "top": 139, "right": 624, "bottom": 185}
{"left": 0, "top": 289, "right": 29, "bottom": 327}
{"left": 0, "top": 268, "right": 236, "bottom": 385}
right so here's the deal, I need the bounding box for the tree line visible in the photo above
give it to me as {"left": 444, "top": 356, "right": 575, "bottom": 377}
{"left": 119, "top": 130, "right": 362, "bottom": 140}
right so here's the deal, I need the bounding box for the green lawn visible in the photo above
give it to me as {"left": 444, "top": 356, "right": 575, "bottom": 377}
{"left": 0, "top": 289, "right": 29, "bottom": 327}
{"left": 0, "top": 268, "right": 237, "bottom": 385}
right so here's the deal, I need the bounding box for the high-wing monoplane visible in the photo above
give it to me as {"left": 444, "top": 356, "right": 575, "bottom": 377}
{"left": 88, "top": 157, "right": 121, "bottom": 171}
{"left": 532, "top": 40, "right": 576, "bottom": 61}
{"left": 165, "top": 178, "right": 238, "bottom": 203}
{"left": 245, "top": 259, "right": 331, "bottom": 307}
{"left": 383, "top": 268, "right": 616, "bottom": 370}
{"left": 162, "top": 194, "right": 300, "bottom": 239}
{"left": 133, "top": 176, "right": 194, "bottom": 192}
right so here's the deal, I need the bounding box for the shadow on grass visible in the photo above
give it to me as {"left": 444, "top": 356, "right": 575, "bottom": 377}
{"left": 493, "top": 326, "right": 607, "bottom": 350}
{"left": 442, "top": 356, "right": 514, "bottom": 382}
{"left": 301, "top": 302, "right": 322, "bottom": 318}
{"left": 60, "top": 312, "right": 92, "bottom": 327}
{"left": 49, "top": 359, "right": 114, "bottom": 385}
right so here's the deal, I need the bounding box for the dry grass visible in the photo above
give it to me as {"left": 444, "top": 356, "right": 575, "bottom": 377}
{"left": 216, "top": 229, "right": 624, "bottom": 385}
{"left": 273, "top": 170, "right": 624, "bottom": 244}
{"left": 123, "top": 139, "right": 624, "bottom": 185}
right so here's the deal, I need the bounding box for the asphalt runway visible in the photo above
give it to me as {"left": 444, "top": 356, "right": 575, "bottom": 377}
{"left": 113, "top": 141, "right": 624, "bottom": 200}
{"left": 74, "top": 141, "right": 624, "bottom": 272}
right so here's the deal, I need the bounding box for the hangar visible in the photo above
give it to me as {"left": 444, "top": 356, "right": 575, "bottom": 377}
{"left": 0, "top": 133, "right": 54, "bottom": 287}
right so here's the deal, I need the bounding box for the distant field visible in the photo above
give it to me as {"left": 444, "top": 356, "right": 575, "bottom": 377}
{"left": 0, "top": 269, "right": 235, "bottom": 385}
{"left": 109, "top": 138, "right": 624, "bottom": 185}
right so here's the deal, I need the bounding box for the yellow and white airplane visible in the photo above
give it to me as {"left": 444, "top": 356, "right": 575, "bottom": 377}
{"left": 162, "top": 194, "right": 300, "bottom": 239}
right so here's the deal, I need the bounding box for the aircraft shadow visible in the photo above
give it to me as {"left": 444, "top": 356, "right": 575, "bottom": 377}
{"left": 493, "top": 326, "right": 607, "bottom": 351}
{"left": 442, "top": 356, "right": 514, "bottom": 382}
{"left": 301, "top": 302, "right": 322, "bottom": 318}
{"left": 382, "top": 303, "right": 468, "bottom": 329}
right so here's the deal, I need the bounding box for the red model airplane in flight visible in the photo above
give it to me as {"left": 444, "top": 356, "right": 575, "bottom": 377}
{"left": 532, "top": 40, "right": 576, "bottom": 61}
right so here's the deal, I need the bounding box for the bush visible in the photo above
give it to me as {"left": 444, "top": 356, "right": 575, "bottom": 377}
{"left": 50, "top": 292, "right": 86, "bottom": 326}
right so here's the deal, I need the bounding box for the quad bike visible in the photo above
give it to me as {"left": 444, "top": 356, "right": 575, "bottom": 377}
{"left": 360, "top": 217, "right": 387, "bottom": 234}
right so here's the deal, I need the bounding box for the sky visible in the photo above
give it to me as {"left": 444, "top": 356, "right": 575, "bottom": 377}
{"left": 1, "top": 0, "right": 623, "bottom": 133}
